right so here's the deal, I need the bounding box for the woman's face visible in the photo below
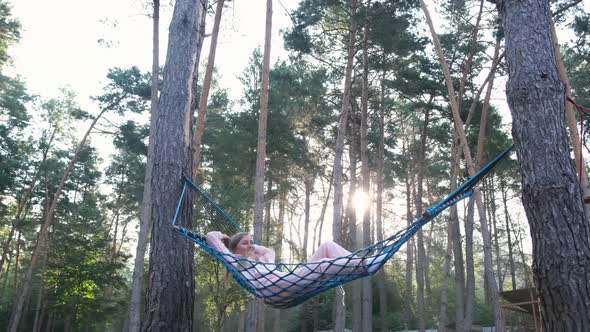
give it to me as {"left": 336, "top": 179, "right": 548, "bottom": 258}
{"left": 234, "top": 234, "right": 254, "bottom": 256}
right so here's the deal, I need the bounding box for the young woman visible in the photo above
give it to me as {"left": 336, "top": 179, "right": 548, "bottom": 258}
{"left": 205, "top": 231, "right": 387, "bottom": 303}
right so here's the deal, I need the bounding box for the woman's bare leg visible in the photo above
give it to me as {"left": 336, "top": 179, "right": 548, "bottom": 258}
{"left": 308, "top": 241, "right": 353, "bottom": 261}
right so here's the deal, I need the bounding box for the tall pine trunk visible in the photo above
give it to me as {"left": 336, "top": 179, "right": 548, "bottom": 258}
{"left": 8, "top": 101, "right": 113, "bottom": 331}
{"left": 360, "top": 17, "right": 372, "bottom": 332}
{"left": 192, "top": 0, "right": 225, "bottom": 175}
{"left": 129, "top": 1, "right": 160, "bottom": 330}
{"left": 331, "top": 0, "right": 357, "bottom": 330}
{"left": 248, "top": 1, "right": 273, "bottom": 331}
{"left": 376, "top": 69, "right": 387, "bottom": 332}
{"left": 141, "top": 0, "right": 203, "bottom": 329}
{"left": 420, "top": 0, "right": 504, "bottom": 327}
{"left": 499, "top": 0, "right": 590, "bottom": 328}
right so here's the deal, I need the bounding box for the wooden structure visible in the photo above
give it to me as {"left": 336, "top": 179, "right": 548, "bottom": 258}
{"left": 500, "top": 288, "right": 542, "bottom": 331}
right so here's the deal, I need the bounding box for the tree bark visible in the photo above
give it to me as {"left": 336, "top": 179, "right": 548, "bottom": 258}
{"left": 498, "top": 0, "right": 590, "bottom": 328}
{"left": 141, "top": 0, "right": 202, "bottom": 329}
{"left": 128, "top": 1, "right": 160, "bottom": 330}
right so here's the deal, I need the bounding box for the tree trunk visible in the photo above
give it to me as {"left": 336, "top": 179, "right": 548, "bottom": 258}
{"left": 8, "top": 101, "right": 113, "bottom": 331}
{"left": 0, "top": 129, "right": 54, "bottom": 273}
{"left": 300, "top": 176, "right": 312, "bottom": 332}
{"left": 499, "top": 0, "right": 590, "bottom": 328}
{"left": 332, "top": 0, "right": 357, "bottom": 330}
{"left": 192, "top": 0, "right": 225, "bottom": 175}
{"left": 501, "top": 179, "right": 517, "bottom": 290}
{"left": 449, "top": 133, "right": 465, "bottom": 332}
{"left": 403, "top": 138, "right": 414, "bottom": 324}
{"left": 376, "top": 69, "right": 387, "bottom": 332}
{"left": 360, "top": 16, "right": 372, "bottom": 332}
{"left": 463, "top": 197, "right": 476, "bottom": 331}
{"left": 248, "top": 1, "right": 272, "bottom": 331}
{"left": 31, "top": 245, "right": 48, "bottom": 332}
{"left": 415, "top": 108, "right": 430, "bottom": 331}
{"left": 347, "top": 110, "right": 361, "bottom": 332}
{"left": 438, "top": 207, "right": 454, "bottom": 332}
{"left": 420, "top": 0, "right": 504, "bottom": 327}
{"left": 141, "top": 0, "right": 203, "bottom": 329}
{"left": 489, "top": 178, "right": 503, "bottom": 292}
{"left": 549, "top": 16, "right": 590, "bottom": 211}
{"left": 128, "top": 1, "right": 160, "bottom": 330}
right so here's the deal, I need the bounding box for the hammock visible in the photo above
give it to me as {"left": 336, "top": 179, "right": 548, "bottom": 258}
{"left": 172, "top": 145, "right": 513, "bottom": 309}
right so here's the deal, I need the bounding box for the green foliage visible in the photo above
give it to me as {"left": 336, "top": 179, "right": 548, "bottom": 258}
{"left": 92, "top": 66, "right": 151, "bottom": 114}
{"left": 0, "top": 74, "right": 30, "bottom": 198}
{"left": 0, "top": 0, "right": 20, "bottom": 70}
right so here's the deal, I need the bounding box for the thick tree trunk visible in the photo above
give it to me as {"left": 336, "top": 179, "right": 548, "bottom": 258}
{"left": 128, "top": 1, "right": 160, "bottom": 330}
{"left": 332, "top": 0, "right": 357, "bottom": 330}
{"left": 499, "top": 0, "right": 590, "bottom": 328}
{"left": 141, "top": 0, "right": 202, "bottom": 330}
{"left": 192, "top": 0, "right": 225, "bottom": 175}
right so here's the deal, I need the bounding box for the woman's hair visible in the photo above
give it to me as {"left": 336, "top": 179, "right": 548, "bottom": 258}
{"left": 228, "top": 232, "right": 250, "bottom": 253}
{"left": 225, "top": 232, "right": 255, "bottom": 287}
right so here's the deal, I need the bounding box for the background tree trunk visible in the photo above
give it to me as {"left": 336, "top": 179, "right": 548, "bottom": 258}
{"left": 249, "top": 1, "right": 273, "bottom": 330}
{"left": 128, "top": 1, "right": 160, "bottom": 330}
{"left": 331, "top": 0, "right": 357, "bottom": 330}
{"left": 376, "top": 70, "right": 387, "bottom": 332}
{"left": 8, "top": 101, "right": 111, "bottom": 331}
{"left": 420, "top": 0, "right": 504, "bottom": 327}
{"left": 192, "top": 0, "right": 225, "bottom": 175}
{"left": 141, "top": 0, "right": 203, "bottom": 329}
{"left": 360, "top": 18, "right": 372, "bottom": 332}
{"left": 415, "top": 108, "right": 430, "bottom": 331}
{"left": 499, "top": 0, "right": 590, "bottom": 328}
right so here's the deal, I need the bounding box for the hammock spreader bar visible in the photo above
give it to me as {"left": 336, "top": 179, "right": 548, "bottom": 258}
{"left": 172, "top": 145, "right": 513, "bottom": 309}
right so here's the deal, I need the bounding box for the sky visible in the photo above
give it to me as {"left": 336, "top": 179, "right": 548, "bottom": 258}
{"left": 8, "top": 0, "right": 299, "bottom": 111}
{"left": 8, "top": 0, "right": 589, "bottom": 111}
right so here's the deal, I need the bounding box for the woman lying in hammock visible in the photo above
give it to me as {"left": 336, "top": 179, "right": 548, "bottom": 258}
{"left": 205, "top": 231, "right": 387, "bottom": 303}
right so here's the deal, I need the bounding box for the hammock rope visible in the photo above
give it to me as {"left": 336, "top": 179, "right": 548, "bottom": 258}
{"left": 173, "top": 145, "right": 513, "bottom": 309}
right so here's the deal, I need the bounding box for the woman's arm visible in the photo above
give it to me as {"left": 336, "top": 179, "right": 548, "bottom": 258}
{"left": 253, "top": 244, "right": 275, "bottom": 262}
{"left": 205, "top": 231, "right": 232, "bottom": 255}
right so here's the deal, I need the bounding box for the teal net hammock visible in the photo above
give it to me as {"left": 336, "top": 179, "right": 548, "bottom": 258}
{"left": 172, "top": 146, "right": 513, "bottom": 309}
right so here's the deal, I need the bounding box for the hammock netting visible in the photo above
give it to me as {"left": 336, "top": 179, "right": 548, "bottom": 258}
{"left": 172, "top": 146, "right": 513, "bottom": 309}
